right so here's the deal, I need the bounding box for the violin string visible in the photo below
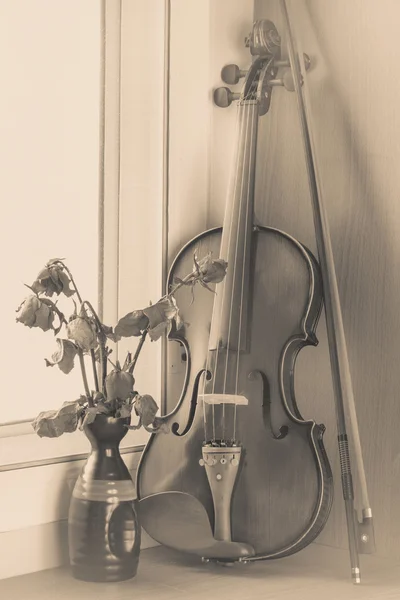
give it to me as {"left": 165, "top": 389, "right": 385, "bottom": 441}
{"left": 211, "top": 99, "right": 247, "bottom": 443}
{"left": 202, "top": 368, "right": 209, "bottom": 443}
{"left": 201, "top": 101, "right": 243, "bottom": 443}
{"left": 223, "top": 101, "right": 252, "bottom": 441}
{"left": 234, "top": 103, "right": 256, "bottom": 441}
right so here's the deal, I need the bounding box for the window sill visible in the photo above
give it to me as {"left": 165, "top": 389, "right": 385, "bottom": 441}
{"left": 0, "top": 422, "right": 149, "bottom": 471}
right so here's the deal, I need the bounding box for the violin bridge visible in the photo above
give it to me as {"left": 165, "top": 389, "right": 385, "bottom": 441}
{"left": 200, "top": 394, "right": 249, "bottom": 405}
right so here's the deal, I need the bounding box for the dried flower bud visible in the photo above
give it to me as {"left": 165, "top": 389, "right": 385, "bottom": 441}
{"left": 67, "top": 315, "right": 97, "bottom": 351}
{"left": 197, "top": 255, "right": 228, "bottom": 284}
{"left": 45, "top": 339, "right": 78, "bottom": 374}
{"left": 114, "top": 310, "right": 149, "bottom": 338}
{"left": 31, "top": 260, "right": 75, "bottom": 297}
{"left": 105, "top": 367, "right": 135, "bottom": 401}
{"left": 16, "top": 295, "right": 55, "bottom": 332}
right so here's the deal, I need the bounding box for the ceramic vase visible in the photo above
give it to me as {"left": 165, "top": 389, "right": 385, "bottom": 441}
{"left": 68, "top": 415, "right": 141, "bottom": 582}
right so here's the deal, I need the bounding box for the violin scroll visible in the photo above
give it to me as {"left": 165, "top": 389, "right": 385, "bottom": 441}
{"left": 214, "top": 20, "right": 311, "bottom": 115}
{"left": 245, "top": 19, "right": 281, "bottom": 58}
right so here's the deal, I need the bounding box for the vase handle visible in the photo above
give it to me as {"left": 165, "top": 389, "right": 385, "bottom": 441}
{"left": 108, "top": 502, "right": 141, "bottom": 557}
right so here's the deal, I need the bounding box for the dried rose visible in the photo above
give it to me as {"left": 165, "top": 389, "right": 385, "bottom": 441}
{"left": 114, "top": 310, "right": 149, "bottom": 338}
{"left": 143, "top": 297, "right": 180, "bottom": 341}
{"left": 16, "top": 295, "right": 55, "bottom": 332}
{"left": 44, "top": 339, "right": 78, "bottom": 374}
{"left": 32, "top": 400, "right": 83, "bottom": 438}
{"left": 105, "top": 366, "right": 135, "bottom": 401}
{"left": 30, "top": 260, "right": 75, "bottom": 297}
{"left": 67, "top": 315, "right": 97, "bottom": 351}
{"left": 196, "top": 254, "right": 228, "bottom": 284}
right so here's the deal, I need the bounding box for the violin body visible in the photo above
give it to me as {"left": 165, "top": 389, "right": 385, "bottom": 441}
{"left": 137, "top": 225, "right": 333, "bottom": 558}
{"left": 137, "top": 19, "right": 334, "bottom": 562}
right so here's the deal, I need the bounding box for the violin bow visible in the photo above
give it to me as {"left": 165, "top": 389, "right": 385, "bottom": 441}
{"left": 279, "top": 0, "right": 375, "bottom": 584}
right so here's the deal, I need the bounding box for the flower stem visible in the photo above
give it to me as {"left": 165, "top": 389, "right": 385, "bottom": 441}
{"left": 128, "top": 330, "right": 148, "bottom": 374}
{"left": 165, "top": 272, "right": 196, "bottom": 299}
{"left": 78, "top": 350, "right": 93, "bottom": 407}
{"left": 82, "top": 301, "right": 108, "bottom": 393}
{"left": 90, "top": 350, "right": 100, "bottom": 392}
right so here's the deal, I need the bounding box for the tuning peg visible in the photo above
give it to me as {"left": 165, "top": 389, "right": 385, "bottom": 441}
{"left": 221, "top": 64, "right": 247, "bottom": 85}
{"left": 213, "top": 87, "right": 240, "bottom": 108}
{"left": 273, "top": 53, "right": 311, "bottom": 72}
{"left": 268, "top": 71, "right": 304, "bottom": 92}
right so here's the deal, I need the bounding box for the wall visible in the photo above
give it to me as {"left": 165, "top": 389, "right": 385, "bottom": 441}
{"left": 253, "top": 0, "right": 400, "bottom": 559}
{"left": 167, "top": 0, "right": 255, "bottom": 263}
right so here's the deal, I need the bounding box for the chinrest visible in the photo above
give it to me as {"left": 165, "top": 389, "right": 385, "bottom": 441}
{"left": 138, "top": 491, "right": 255, "bottom": 560}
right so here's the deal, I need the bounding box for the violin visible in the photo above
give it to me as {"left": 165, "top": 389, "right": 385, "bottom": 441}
{"left": 136, "top": 18, "right": 334, "bottom": 562}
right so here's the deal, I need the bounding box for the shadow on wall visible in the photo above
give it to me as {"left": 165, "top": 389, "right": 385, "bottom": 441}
{"left": 254, "top": 0, "right": 400, "bottom": 558}
{"left": 255, "top": 0, "right": 400, "bottom": 557}
{"left": 303, "top": 0, "right": 400, "bottom": 559}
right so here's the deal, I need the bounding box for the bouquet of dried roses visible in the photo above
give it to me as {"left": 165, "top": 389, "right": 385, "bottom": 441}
{"left": 16, "top": 253, "right": 227, "bottom": 438}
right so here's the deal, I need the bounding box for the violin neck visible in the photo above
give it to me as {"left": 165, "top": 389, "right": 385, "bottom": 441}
{"left": 209, "top": 101, "right": 259, "bottom": 352}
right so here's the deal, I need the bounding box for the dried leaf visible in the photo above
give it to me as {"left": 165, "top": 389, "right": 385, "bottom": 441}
{"left": 57, "top": 269, "right": 75, "bottom": 297}
{"left": 93, "top": 391, "right": 105, "bottom": 403}
{"left": 80, "top": 407, "right": 98, "bottom": 429}
{"left": 102, "top": 323, "right": 121, "bottom": 343}
{"left": 117, "top": 403, "right": 133, "bottom": 419}
{"left": 114, "top": 310, "right": 149, "bottom": 338}
{"left": 126, "top": 416, "right": 142, "bottom": 431}
{"left": 143, "top": 297, "right": 179, "bottom": 341}
{"left": 153, "top": 416, "right": 170, "bottom": 433}
{"left": 32, "top": 400, "right": 82, "bottom": 438}
{"left": 122, "top": 352, "right": 132, "bottom": 372}
{"left": 45, "top": 339, "right": 77, "bottom": 374}
{"left": 95, "top": 401, "right": 113, "bottom": 415}
{"left": 134, "top": 394, "right": 159, "bottom": 427}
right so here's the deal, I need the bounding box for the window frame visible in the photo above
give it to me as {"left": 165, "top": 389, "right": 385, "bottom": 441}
{"left": 0, "top": 0, "right": 169, "bottom": 467}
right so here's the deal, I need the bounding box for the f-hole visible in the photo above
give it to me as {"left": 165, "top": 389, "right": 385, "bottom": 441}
{"left": 172, "top": 369, "right": 210, "bottom": 436}
{"left": 249, "top": 369, "right": 289, "bottom": 440}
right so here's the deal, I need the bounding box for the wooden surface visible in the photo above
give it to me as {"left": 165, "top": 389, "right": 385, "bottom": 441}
{"left": 1, "top": 544, "right": 400, "bottom": 599}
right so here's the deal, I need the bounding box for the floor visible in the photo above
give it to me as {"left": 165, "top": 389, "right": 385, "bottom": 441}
{"left": 0, "top": 543, "right": 399, "bottom": 600}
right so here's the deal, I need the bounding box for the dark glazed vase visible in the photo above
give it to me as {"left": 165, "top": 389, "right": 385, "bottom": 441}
{"left": 68, "top": 415, "right": 141, "bottom": 582}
